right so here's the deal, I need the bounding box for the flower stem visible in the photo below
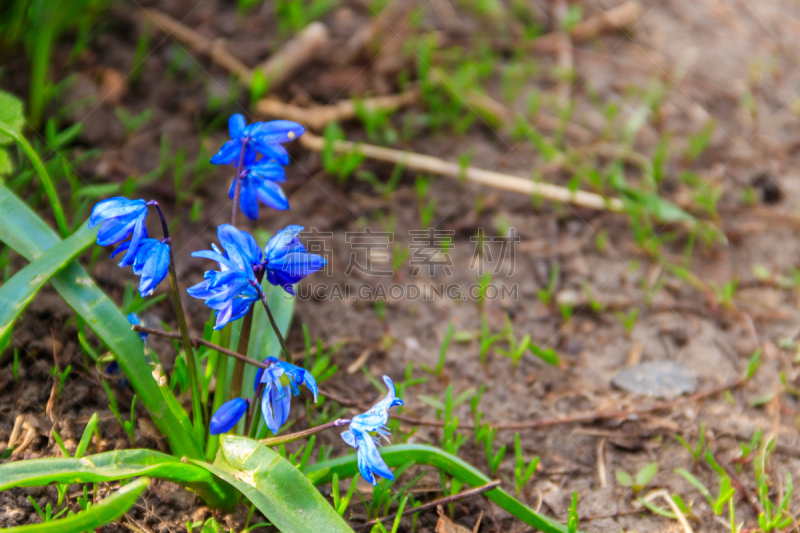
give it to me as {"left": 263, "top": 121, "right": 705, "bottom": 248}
{"left": 149, "top": 201, "right": 206, "bottom": 437}
{"left": 231, "top": 141, "right": 247, "bottom": 227}
{"left": 259, "top": 418, "right": 350, "bottom": 447}
{"left": 228, "top": 310, "right": 253, "bottom": 402}
{"left": 252, "top": 282, "right": 293, "bottom": 363}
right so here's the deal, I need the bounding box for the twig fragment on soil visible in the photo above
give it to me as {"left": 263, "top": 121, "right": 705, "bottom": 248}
{"left": 300, "top": 132, "right": 625, "bottom": 212}
{"left": 131, "top": 325, "right": 360, "bottom": 365}
{"left": 256, "top": 22, "right": 329, "bottom": 89}
{"left": 339, "top": 0, "right": 414, "bottom": 64}
{"left": 143, "top": 9, "right": 327, "bottom": 90}
{"left": 356, "top": 480, "right": 500, "bottom": 530}
{"left": 142, "top": 9, "right": 253, "bottom": 84}
{"left": 256, "top": 89, "right": 420, "bottom": 131}
{"left": 531, "top": 1, "right": 642, "bottom": 53}
{"left": 642, "top": 489, "right": 693, "bottom": 533}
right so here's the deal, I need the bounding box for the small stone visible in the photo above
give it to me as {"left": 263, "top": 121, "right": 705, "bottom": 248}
{"left": 611, "top": 361, "right": 696, "bottom": 400}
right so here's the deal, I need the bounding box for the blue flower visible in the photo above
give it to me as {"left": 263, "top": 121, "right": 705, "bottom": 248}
{"left": 210, "top": 114, "right": 304, "bottom": 166}
{"left": 210, "top": 397, "right": 249, "bottom": 434}
{"left": 258, "top": 357, "right": 318, "bottom": 435}
{"left": 263, "top": 225, "right": 326, "bottom": 295}
{"left": 89, "top": 197, "right": 148, "bottom": 268}
{"left": 230, "top": 158, "right": 289, "bottom": 219}
{"left": 127, "top": 312, "right": 148, "bottom": 343}
{"left": 189, "top": 225, "right": 326, "bottom": 326}
{"left": 187, "top": 224, "right": 263, "bottom": 329}
{"left": 340, "top": 376, "right": 404, "bottom": 485}
{"left": 112, "top": 238, "right": 170, "bottom": 297}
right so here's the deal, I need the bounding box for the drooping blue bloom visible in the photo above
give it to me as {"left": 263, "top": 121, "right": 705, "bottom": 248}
{"left": 127, "top": 312, "right": 148, "bottom": 343}
{"left": 230, "top": 158, "right": 289, "bottom": 219}
{"left": 258, "top": 357, "right": 318, "bottom": 435}
{"left": 340, "top": 376, "right": 404, "bottom": 485}
{"left": 262, "top": 225, "right": 326, "bottom": 295}
{"left": 112, "top": 238, "right": 170, "bottom": 297}
{"left": 189, "top": 225, "right": 326, "bottom": 327}
{"left": 210, "top": 114, "right": 304, "bottom": 166}
{"left": 210, "top": 397, "right": 249, "bottom": 434}
{"left": 187, "top": 224, "right": 263, "bottom": 329}
{"left": 89, "top": 197, "right": 148, "bottom": 268}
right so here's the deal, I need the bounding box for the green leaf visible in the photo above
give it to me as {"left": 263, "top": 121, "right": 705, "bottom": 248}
{"left": 0, "top": 184, "right": 203, "bottom": 460}
{"left": 2, "top": 477, "right": 149, "bottom": 533}
{"left": 615, "top": 470, "right": 633, "bottom": 487}
{"left": 0, "top": 149, "right": 13, "bottom": 175}
{"left": 0, "top": 90, "right": 25, "bottom": 145}
{"left": 190, "top": 435, "right": 353, "bottom": 533}
{"left": 0, "top": 222, "right": 96, "bottom": 341}
{"left": 635, "top": 462, "right": 658, "bottom": 488}
{"left": 307, "top": 444, "right": 570, "bottom": 533}
{"left": 0, "top": 448, "right": 236, "bottom": 510}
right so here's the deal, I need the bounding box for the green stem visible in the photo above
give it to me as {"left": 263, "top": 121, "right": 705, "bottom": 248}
{"left": 229, "top": 310, "right": 253, "bottom": 401}
{"left": 150, "top": 201, "right": 205, "bottom": 439}
{"left": 259, "top": 418, "right": 349, "bottom": 447}
{"left": 206, "top": 349, "right": 228, "bottom": 462}
{"left": 0, "top": 123, "right": 68, "bottom": 237}
{"left": 305, "top": 444, "right": 571, "bottom": 533}
{"left": 253, "top": 282, "right": 293, "bottom": 363}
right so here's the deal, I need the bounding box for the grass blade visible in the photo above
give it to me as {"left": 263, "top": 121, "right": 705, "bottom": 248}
{"left": 0, "top": 448, "right": 236, "bottom": 510}
{"left": 0, "top": 184, "right": 203, "bottom": 459}
{"left": 0, "top": 221, "right": 95, "bottom": 340}
{"left": 190, "top": 435, "right": 353, "bottom": 533}
{"left": 3, "top": 477, "right": 149, "bottom": 532}
{"left": 306, "top": 443, "right": 570, "bottom": 533}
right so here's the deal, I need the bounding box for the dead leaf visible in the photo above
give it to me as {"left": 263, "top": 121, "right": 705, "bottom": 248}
{"left": 99, "top": 67, "right": 127, "bottom": 105}
{"left": 436, "top": 505, "right": 482, "bottom": 533}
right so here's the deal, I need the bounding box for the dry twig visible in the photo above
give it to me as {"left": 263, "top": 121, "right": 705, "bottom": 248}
{"left": 531, "top": 1, "right": 642, "bottom": 53}
{"left": 143, "top": 9, "right": 327, "bottom": 90}
{"left": 300, "top": 132, "right": 625, "bottom": 212}
{"left": 257, "top": 22, "right": 329, "bottom": 89}
{"left": 256, "top": 90, "right": 420, "bottom": 130}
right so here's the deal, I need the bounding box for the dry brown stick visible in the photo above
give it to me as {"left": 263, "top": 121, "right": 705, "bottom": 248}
{"left": 355, "top": 480, "right": 501, "bottom": 530}
{"left": 257, "top": 22, "right": 329, "bottom": 89}
{"left": 256, "top": 89, "right": 420, "bottom": 130}
{"left": 300, "top": 132, "right": 625, "bottom": 212}
{"left": 143, "top": 9, "right": 253, "bottom": 84}
{"left": 132, "top": 325, "right": 362, "bottom": 365}
{"left": 340, "top": 0, "right": 413, "bottom": 64}
{"left": 531, "top": 0, "right": 642, "bottom": 53}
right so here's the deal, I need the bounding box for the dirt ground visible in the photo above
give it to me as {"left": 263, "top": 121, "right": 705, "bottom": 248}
{"left": 4, "top": 0, "right": 800, "bottom": 531}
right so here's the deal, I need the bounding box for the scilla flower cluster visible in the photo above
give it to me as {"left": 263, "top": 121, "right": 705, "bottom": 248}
{"left": 89, "top": 114, "right": 402, "bottom": 485}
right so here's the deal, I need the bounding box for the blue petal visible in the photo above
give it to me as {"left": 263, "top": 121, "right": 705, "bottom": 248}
{"left": 228, "top": 114, "right": 247, "bottom": 139}
{"left": 247, "top": 160, "right": 286, "bottom": 182}
{"left": 249, "top": 120, "right": 305, "bottom": 144}
{"left": 254, "top": 180, "right": 289, "bottom": 211}
{"left": 89, "top": 197, "right": 147, "bottom": 229}
{"left": 250, "top": 139, "right": 289, "bottom": 165}
{"left": 341, "top": 429, "right": 357, "bottom": 448}
{"left": 356, "top": 431, "right": 394, "bottom": 485}
{"left": 118, "top": 218, "right": 146, "bottom": 268}
{"left": 210, "top": 139, "right": 241, "bottom": 165}
{"left": 263, "top": 383, "right": 292, "bottom": 435}
{"left": 96, "top": 217, "right": 136, "bottom": 246}
{"left": 240, "top": 178, "right": 260, "bottom": 220}
{"left": 253, "top": 357, "right": 271, "bottom": 390}
{"left": 210, "top": 397, "right": 248, "bottom": 434}
{"left": 263, "top": 225, "right": 304, "bottom": 261}
{"left": 137, "top": 241, "right": 170, "bottom": 297}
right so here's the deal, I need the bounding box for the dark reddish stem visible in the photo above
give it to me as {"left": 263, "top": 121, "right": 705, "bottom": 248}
{"left": 231, "top": 140, "right": 248, "bottom": 226}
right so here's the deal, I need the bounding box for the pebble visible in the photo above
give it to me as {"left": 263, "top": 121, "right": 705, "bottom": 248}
{"left": 611, "top": 361, "right": 696, "bottom": 400}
